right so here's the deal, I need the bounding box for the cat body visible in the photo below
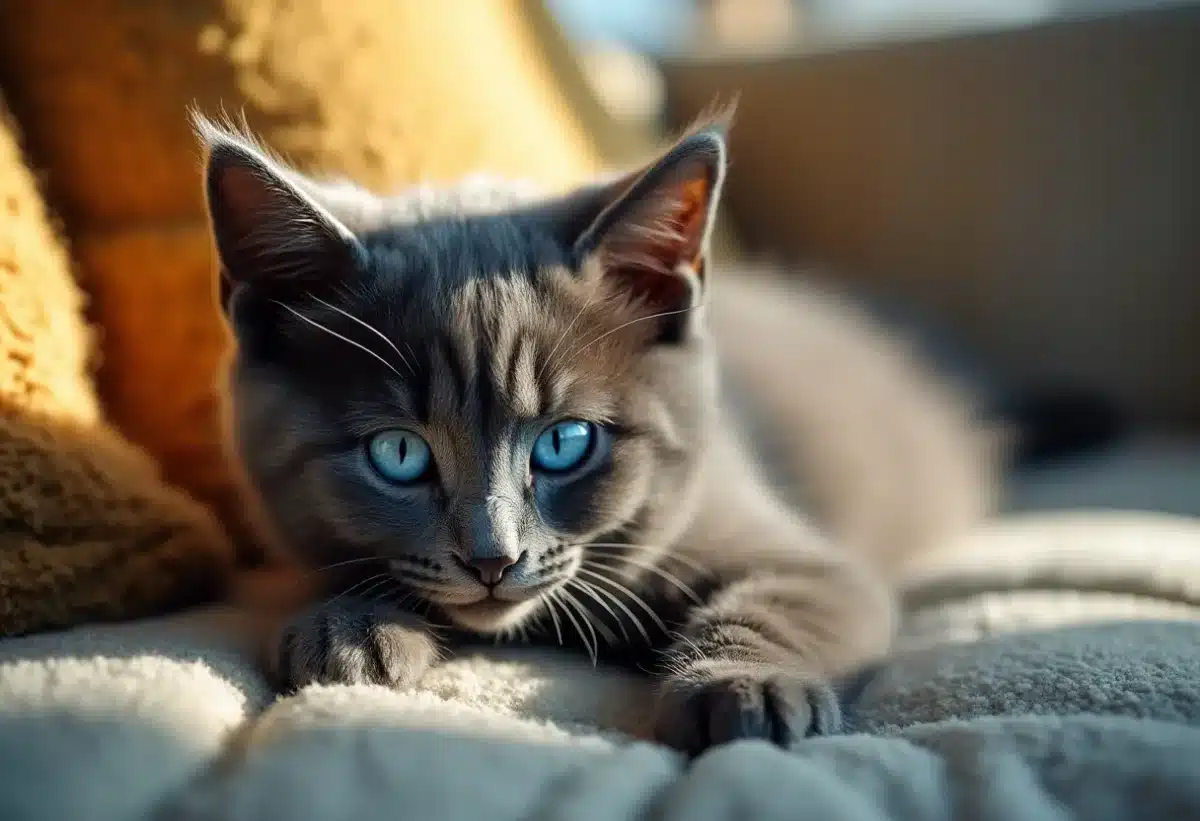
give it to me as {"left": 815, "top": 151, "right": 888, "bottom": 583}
{"left": 199, "top": 113, "right": 996, "bottom": 754}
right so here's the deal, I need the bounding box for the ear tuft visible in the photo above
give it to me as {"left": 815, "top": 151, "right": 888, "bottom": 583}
{"left": 569, "top": 109, "right": 730, "bottom": 329}
{"left": 578, "top": 130, "right": 726, "bottom": 279}
{"left": 681, "top": 95, "right": 738, "bottom": 144}
{"left": 194, "top": 111, "right": 359, "bottom": 304}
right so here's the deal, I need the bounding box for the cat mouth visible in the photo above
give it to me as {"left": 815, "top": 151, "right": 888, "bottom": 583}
{"left": 436, "top": 578, "right": 565, "bottom": 633}
{"left": 389, "top": 563, "right": 565, "bottom": 632}
{"left": 449, "top": 598, "right": 515, "bottom": 618}
{"left": 442, "top": 595, "right": 545, "bottom": 633}
{"left": 423, "top": 578, "right": 561, "bottom": 605}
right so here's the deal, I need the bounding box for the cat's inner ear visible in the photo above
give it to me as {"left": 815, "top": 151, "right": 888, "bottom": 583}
{"left": 195, "top": 115, "right": 360, "bottom": 304}
{"left": 572, "top": 127, "right": 727, "bottom": 318}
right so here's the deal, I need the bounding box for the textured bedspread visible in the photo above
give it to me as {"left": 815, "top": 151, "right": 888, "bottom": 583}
{"left": 2, "top": 510, "right": 1199, "bottom": 821}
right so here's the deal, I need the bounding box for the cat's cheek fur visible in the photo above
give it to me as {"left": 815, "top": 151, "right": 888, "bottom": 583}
{"left": 536, "top": 435, "right": 654, "bottom": 537}
{"left": 581, "top": 436, "right": 657, "bottom": 530}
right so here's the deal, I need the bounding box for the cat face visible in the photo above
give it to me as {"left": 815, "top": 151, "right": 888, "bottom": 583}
{"left": 199, "top": 115, "right": 728, "bottom": 634}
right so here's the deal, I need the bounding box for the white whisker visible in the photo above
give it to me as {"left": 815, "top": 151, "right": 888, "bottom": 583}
{"left": 403, "top": 341, "right": 420, "bottom": 369}
{"left": 583, "top": 543, "right": 713, "bottom": 577}
{"left": 330, "top": 574, "right": 394, "bottom": 608}
{"left": 309, "top": 556, "right": 388, "bottom": 575}
{"left": 540, "top": 594, "right": 564, "bottom": 645}
{"left": 309, "top": 293, "right": 414, "bottom": 375}
{"left": 552, "top": 589, "right": 597, "bottom": 666}
{"left": 536, "top": 277, "right": 603, "bottom": 382}
{"left": 362, "top": 577, "right": 402, "bottom": 604}
{"left": 572, "top": 576, "right": 651, "bottom": 645}
{"left": 563, "top": 303, "right": 700, "bottom": 365}
{"left": 566, "top": 577, "right": 630, "bottom": 643}
{"left": 675, "top": 632, "right": 707, "bottom": 665}
{"left": 576, "top": 567, "right": 668, "bottom": 635}
{"left": 587, "top": 551, "right": 704, "bottom": 604}
{"left": 273, "top": 300, "right": 405, "bottom": 378}
{"left": 388, "top": 590, "right": 420, "bottom": 611}
{"left": 323, "top": 572, "right": 388, "bottom": 606}
{"left": 561, "top": 585, "right": 619, "bottom": 646}
{"left": 559, "top": 588, "right": 605, "bottom": 655}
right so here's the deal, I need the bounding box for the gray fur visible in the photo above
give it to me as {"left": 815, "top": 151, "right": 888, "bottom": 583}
{"left": 198, "top": 112, "right": 997, "bottom": 755}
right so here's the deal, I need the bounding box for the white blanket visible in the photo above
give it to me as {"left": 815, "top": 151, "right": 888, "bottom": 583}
{"left": 2, "top": 506, "right": 1200, "bottom": 821}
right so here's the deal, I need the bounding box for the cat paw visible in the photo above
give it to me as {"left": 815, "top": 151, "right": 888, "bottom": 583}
{"left": 272, "top": 597, "right": 438, "bottom": 692}
{"left": 653, "top": 670, "right": 841, "bottom": 755}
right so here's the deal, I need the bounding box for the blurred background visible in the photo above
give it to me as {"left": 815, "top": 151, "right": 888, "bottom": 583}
{"left": 553, "top": 0, "right": 1198, "bottom": 123}
{"left": 549, "top": 0, "right": 1200, "bottom": 515}
{"left": 0, "top": 0, "right": 1197, "bottom": 560}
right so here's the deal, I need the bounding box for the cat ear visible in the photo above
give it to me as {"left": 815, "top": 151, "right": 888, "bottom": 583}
{"left": 194, "top": 113, "right": 361, "bottom": 308}
{"left": 571, "top": 119, "right": 729, "bottom": 321}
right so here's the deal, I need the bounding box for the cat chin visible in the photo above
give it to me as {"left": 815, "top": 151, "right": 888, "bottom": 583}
{"left": 442, "top": 597, "right": 541, "bottom": 635}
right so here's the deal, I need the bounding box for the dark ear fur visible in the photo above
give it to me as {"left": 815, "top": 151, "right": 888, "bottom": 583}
{"left": 193, "top": 113, "right": 361, "bottom": 311}
{"left": 566, "top": 112, "right": 730, "bottom": 327}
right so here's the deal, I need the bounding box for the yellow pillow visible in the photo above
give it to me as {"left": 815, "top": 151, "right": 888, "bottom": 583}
{"left": 0, "top": 96, "right": 234, "bottom": 637}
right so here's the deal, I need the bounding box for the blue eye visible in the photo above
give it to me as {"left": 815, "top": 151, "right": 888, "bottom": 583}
{"left": 366, "top": 430, "right": 432, "bottom": 483}
{"left": 531, "top": 420, "right": 595, "bottom": 473}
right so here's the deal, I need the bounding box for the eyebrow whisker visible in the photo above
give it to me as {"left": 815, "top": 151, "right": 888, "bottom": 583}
{"left": 273, "top": 300, "right": 405, "bottom": 379}
{"left": 308, "top": 293, "right": 415, "bottom": 375}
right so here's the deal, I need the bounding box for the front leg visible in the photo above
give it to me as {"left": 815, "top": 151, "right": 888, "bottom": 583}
{"left": 272, "top": 595, "right": 441, "bottom": 692}
{"left": 653, "top": 532, "right": 895, "bottom": 755}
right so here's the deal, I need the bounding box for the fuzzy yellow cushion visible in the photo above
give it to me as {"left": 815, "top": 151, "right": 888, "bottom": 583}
{"left": 0, "top": 96, "right": 234, "bottom": 637}
{"left": 0, "top": 1, "right": 605, "bottom": 560}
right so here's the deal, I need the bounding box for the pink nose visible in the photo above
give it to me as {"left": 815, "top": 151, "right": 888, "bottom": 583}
{"left": 464, "top": 553, "right": 522, "bottom": 586}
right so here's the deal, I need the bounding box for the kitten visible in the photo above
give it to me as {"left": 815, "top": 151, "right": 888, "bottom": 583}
{"left": 197, "top": 111, "right": 996, "bottom": 755}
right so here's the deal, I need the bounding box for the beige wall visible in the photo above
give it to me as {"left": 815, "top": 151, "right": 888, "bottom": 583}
{"left": 663, "top": 6, "right": 1200, "bottom": 429}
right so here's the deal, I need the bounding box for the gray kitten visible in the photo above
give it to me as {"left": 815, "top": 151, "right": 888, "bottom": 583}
{"left": 198, "top": 111, "right": 996, "bottom": 755}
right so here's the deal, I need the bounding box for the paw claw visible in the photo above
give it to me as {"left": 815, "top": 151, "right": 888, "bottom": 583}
{"left": 655, "top": 672, "right": 840, "bottom": 755}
